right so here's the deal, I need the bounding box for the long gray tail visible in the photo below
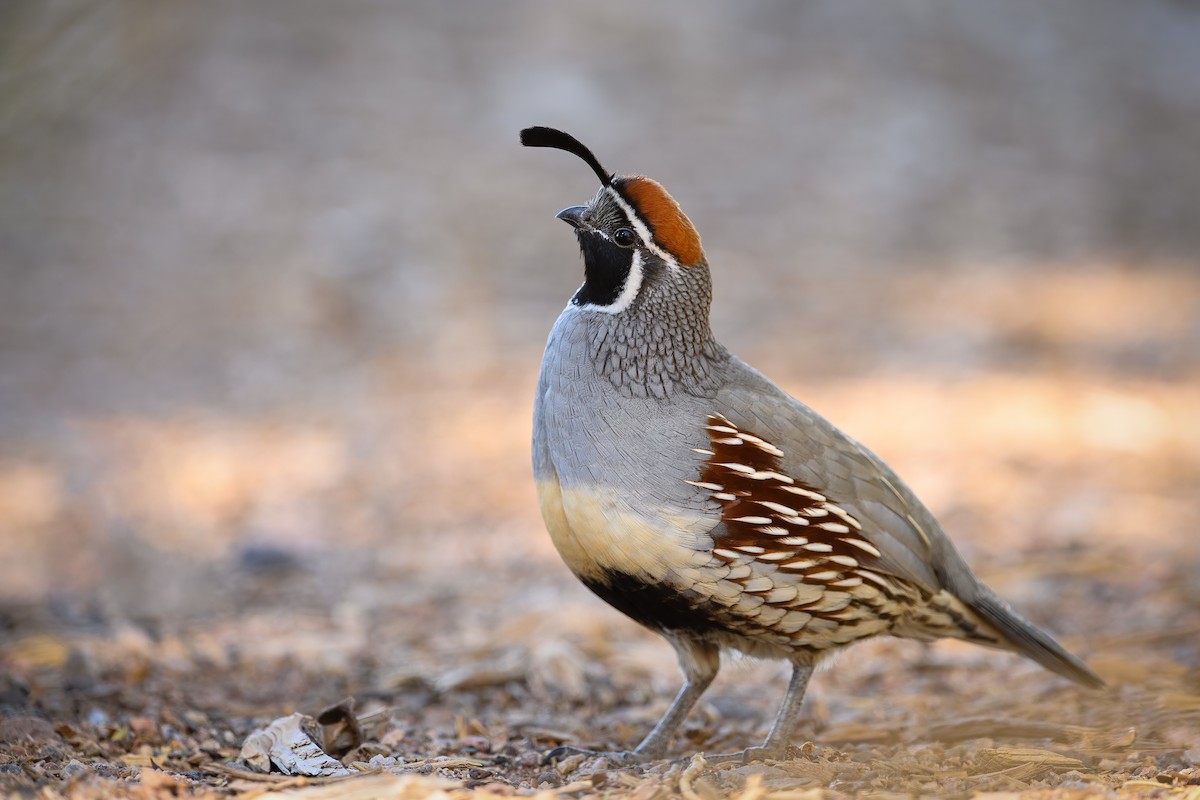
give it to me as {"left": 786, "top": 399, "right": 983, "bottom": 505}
{"left": 967, "top": 587, "right": 1105, "bottom": 689}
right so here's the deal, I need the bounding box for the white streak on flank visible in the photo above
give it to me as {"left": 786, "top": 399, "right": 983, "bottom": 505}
{"left": 781, "top": 559, "right": 818, "bottom": 569}
{"left": 880, "top": 473, "right": 931, "bottom": 549}
{"left": 712, "top": 437, "right": 744, "bottom": 445}
{"left": 801, "top": 542, "right": 834, "bottom": 553}
{"left": 757, "top": 500, "right": 799, "bottom": 516}
{"left": 905, "top": 512, "right": 934, "bottom": 550}
{"left": 830, "top": 576, "right": 864, "bottom": 588}
{"left": 735, "top": 545, "right": 766, "bottom": 554}
{"left": 712, "top": 492, "right": 737, "bottom": 501}
{"left": 801, "top": 507, "right": 830, "bottom": 518}
{"left": 604, "top": 186, "right": 680, "bottom": 269}
{"left": 827, "top": 554, "right": 859, "bottom": 568}
{"left": 684, "top": 480, "right": 723, "bottom": 491}
{"left": 859, "top": 571, "right": 898, "bottom": 593}
{"left": 748, "top": 470, "right": 792, "bottom": 482}
{"left": 807, "top": 570, "right": 841, "bottom": 581}
{"left": 825, "top": 504, "right": 861, "bottom": 528}
{"left": 756, "top": 551, "right": 792, "bottom": 561}
{"left": 732, "top": 515, "right": 772, "bottom": 525}
{"left": 740, "top": 435, "right": 785, "bottom": 456}
{"left": 584, "top": 250, "right": 644, "bottom": 315}
{"left": 816, "top": 522, "right": 851, "bottom": 534}
{"left": 692, "top": 449, "right": 715, "bottom": 456}
{"left": 844, "top": 538, "right": 883, "bottom": 558}
{"left": 756, "top": 526, "right": 789, "bottom": 537}
{"left": 780, "top": 486, "right": 826, "bottom": 501}
{"left": 717, "top": 462, "right": 755, "bottom": 474}
{"left": 778, "top": 536, "right": 809, "bottom": 546}
{"left": 706, "top": 424, "right": 739, "bottom": 434}
{"left": 713, "top": 548, "right": 741, "bottom": 560}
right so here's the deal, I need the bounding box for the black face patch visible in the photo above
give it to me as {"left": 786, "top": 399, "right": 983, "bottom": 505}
{"left": 572, "top": 230, "right": 635, "bottom": 308}
{"left": 581, "top": 569, "right": 723, "bottom": 636}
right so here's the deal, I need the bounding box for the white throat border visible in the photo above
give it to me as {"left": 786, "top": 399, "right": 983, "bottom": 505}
{"left": 575, "top": 250, "right": 644, "bottom": 315}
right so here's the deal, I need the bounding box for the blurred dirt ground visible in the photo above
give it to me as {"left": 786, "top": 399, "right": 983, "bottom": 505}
{"left": 2, "top": 2, "right": 1200, "bottom": 799}
{"left": 2, "top": 266, "right": 1199, "bottom": 799}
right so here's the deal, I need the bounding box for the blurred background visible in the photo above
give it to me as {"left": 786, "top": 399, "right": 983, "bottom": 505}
{"left": 1, "top": 0, "right": 1198, "bottom": 765}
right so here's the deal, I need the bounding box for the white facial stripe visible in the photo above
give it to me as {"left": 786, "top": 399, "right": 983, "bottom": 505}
{"left": 605, "top": 186, "right": 680, "bottom": 270}
{"left": 578, "top": 250, "right": 644, "bottom": 315}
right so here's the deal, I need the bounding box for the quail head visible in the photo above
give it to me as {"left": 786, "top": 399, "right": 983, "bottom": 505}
{"left": 523, "top": 126, "right": 1103, "bottom": 764}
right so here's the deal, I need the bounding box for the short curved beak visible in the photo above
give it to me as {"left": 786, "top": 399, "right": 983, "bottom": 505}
{"left": 555, "top": 205, "right": 587, "bottom": 229}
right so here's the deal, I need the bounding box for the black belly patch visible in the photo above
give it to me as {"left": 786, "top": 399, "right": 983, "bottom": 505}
{"left": 581, "top": 568, "right": 722, "bottom": 636}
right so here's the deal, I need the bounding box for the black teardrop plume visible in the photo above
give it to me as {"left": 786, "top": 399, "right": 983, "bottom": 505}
{"left": 520, "top": 127, "right": 613, "bottom": 186}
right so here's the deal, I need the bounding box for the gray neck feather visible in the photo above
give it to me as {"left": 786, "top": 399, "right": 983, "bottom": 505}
{"left": 587, "top": 262, "right": 729, "bottom": 399}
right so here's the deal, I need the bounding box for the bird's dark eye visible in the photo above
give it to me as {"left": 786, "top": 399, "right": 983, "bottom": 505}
{"left": 613, "top": 228, "right": 637, "bottom": 248}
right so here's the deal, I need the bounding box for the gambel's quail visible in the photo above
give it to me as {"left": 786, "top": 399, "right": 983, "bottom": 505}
{"left": 523, "top": 126, "right": 1103, "bottom": 763}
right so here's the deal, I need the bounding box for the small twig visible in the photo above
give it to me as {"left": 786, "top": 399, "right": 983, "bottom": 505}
{"left": 679, "top": 754, "right": 707, "bottom": 800}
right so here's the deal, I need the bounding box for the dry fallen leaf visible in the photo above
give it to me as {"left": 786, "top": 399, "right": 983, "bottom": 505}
{"left": 239, "top": 713, "right": 352, "bottom": 777}
{"left": 138, "top": 768, "right": 186, "bottom": 794}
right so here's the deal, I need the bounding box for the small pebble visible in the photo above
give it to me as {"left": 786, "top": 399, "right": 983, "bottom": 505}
{"left": 555, "top": 753, "right": 586, "bottom": 775}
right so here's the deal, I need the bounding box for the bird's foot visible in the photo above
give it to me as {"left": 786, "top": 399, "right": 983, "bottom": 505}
{"left": 543, "top": 745, "right": 645, "bottom": 767}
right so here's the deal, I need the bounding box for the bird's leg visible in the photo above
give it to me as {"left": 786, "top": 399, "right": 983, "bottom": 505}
{"left": 631, "top": 639, "right": 720, "bottom": 759}
{"left": 706, "top": 662, "right": 814, "bottom": 763}
{"left": 759, "top": 662, "right": 814, "bottom": 753}
{"left": 546, "top": 638, "right": 719, "bottom": 765}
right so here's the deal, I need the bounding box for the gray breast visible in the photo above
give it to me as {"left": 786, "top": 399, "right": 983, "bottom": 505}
{"left": 534, "top": 305, "right": 716, "bottom": 524}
